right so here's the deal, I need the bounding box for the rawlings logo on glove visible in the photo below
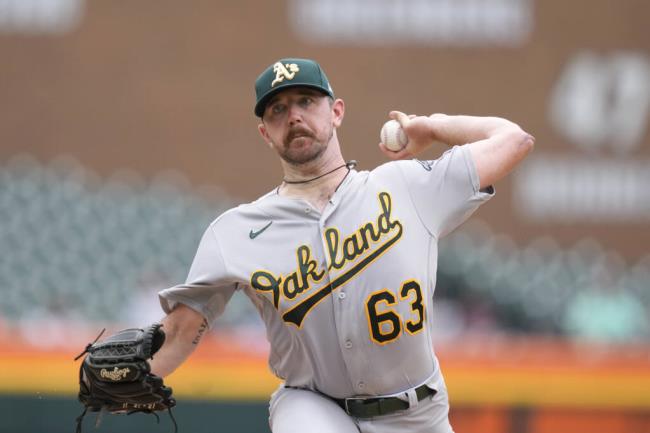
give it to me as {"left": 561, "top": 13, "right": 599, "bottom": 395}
{"left": 74, "top": 324, "right": 177, "bottom": 433}
{"left": 100, "top": 367, "right": 132, "bottom": 381}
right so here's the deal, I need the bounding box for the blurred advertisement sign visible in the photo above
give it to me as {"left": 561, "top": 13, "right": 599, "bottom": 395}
{"left": 289, "top": 0, "right": 533, "bottom": 46}
{"left": 515, "top": 51, "right": 650, "bottom": 223}
{"left": 0, "top": 0, "right": 83, "bottom": 34}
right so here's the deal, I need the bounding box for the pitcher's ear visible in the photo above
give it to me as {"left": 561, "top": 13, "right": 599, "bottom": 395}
{"left": 258, "top": 124, "right": 274, "bottom": 148}
{"left": 332, "top": 98, "right": 345, "bottom": 127}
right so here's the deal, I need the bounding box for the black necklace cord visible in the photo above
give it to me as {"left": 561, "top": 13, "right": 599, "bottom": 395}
{"left": 333, "top": 160, "right": 357, "bottom": 194}
{"left": 283, "top": 160, "right": 357, "bottom": 185}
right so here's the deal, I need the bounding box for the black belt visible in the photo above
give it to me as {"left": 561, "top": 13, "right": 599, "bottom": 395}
{"left": 331, "top": 384, "right": 436, "bottom": 419}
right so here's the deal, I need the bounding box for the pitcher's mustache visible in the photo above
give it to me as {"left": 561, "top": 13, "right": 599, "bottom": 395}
{"left": 287, "top": 127, "right": 313, "bottom": 142}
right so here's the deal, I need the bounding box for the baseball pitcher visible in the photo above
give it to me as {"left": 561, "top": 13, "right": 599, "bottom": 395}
{"left": 82, "top": 58, "right": 534, "bottom": 433}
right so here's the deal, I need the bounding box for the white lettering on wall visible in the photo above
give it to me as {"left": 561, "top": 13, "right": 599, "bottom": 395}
{"left": 514, "top": 156, "right": 650, "bottom": 222}
{"left": 0, "top": 0, "right": 83, "bottom": 34}
{"left": 289, "top": 0, "right": 533, "bottom": 46}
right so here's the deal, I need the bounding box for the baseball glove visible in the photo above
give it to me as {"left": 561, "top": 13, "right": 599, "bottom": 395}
{"left": 74, "top": 323, "right": 177, "bottom": 433}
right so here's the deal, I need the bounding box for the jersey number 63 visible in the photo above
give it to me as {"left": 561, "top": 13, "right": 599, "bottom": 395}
{"left": 365, "top": 280, "right": 425, "bottom": 345}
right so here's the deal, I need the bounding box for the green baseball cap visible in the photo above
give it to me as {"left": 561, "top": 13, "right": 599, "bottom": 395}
{"left": 254, "top": 58, "right": 335, "bottom": 117}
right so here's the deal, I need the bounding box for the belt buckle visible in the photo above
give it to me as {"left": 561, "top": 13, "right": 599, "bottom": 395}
{"left": 345, "top": 397, "right": 375, "bottom": 415}
{"left": 343, "top": 396, "right": 363, "bottom": 414}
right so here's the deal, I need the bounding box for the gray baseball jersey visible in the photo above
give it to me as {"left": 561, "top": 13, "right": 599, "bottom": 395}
{"left": 159, "top": 144, "right": 493, "bottom": 399}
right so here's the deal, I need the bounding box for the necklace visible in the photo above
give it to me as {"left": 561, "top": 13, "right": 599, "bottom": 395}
{"left": 282, "top": 160, "right": 357, "bottom": 185}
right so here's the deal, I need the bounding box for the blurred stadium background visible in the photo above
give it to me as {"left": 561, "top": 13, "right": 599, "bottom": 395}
{"left": 1, "top": 0, "right": 649, "bottom": 432}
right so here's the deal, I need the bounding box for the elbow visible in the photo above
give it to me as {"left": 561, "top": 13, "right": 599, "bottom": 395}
{"left": 521, "top": 131, "right": 535, "bottom": 154}
{"left": 507, "top": 127, "right": 535, "bottom": 158}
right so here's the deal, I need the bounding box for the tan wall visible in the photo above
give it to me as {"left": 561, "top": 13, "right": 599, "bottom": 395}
{"left": 1, "top": 0, "right": 649, "bottom": 259}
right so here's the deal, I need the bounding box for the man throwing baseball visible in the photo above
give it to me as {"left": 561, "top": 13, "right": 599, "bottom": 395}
{"left": 150, "top": 58, "right": 534, "bottom": 433}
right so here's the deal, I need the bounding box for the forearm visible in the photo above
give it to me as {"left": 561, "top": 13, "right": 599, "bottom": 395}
{"left": 383, "top": 111, "right": 528, "bottom": 159}
{"left": 150, "top": 304, "right": 209, "bottom": 377}
{"left": 428, "top": 114, "right": 522, "bottom": 147}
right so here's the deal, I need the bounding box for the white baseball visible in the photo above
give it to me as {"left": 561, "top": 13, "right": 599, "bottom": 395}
{"left": 380, "top": 120, "right": 408, "bottom": 152}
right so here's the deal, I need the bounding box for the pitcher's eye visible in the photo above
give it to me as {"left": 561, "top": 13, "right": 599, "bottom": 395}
{"left": 298, "top": 96, "right": 313, "bottom": 107}
{"left": 270, "top": 103, "right": 286, "bottom": 115}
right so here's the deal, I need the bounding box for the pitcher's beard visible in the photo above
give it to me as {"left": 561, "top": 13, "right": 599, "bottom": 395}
{"left": 278, "top": 128, "right": 333, "bottom": 165}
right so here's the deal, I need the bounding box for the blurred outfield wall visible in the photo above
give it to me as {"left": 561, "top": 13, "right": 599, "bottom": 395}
{"left": 1, "top": 0, "right": 649, "bottom": 259}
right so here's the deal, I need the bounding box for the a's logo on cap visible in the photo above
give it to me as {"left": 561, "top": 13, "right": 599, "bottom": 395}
{"left": 271, "top": 62, "right": 300, "bottom": 87}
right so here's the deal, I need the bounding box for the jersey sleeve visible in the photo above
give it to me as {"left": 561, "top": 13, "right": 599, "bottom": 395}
{"left": 158, "top": 223, "right": 237, "bottom": 325}
{"left": 396, "top": 144, "right": 494, "bottom": 238}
